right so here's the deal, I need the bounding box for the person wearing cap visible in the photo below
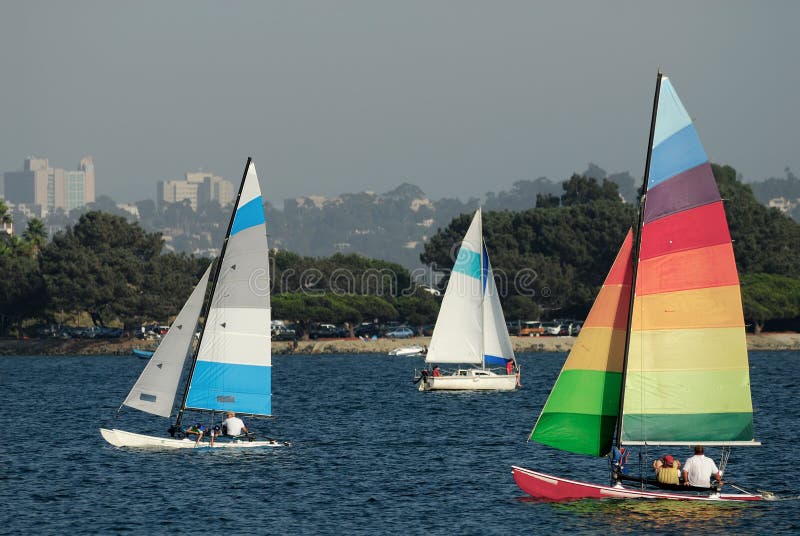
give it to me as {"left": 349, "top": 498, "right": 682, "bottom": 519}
{"left": 185, "top": 423, "right": 206, "bottom": 446}
{"left": 652, "top": 454, "right": 681, "bottom": 485}
{"left": 683, "top": 445, "right": 722, "bottom": 488}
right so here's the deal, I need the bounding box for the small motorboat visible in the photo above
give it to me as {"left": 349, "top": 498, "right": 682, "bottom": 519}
{"left": 389, "top": 345, "right": 426, "bottom": 357}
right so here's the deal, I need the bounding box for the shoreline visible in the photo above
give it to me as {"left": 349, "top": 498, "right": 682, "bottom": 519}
{"left": 1, "top": 333, "right": 799, "bottom": 356}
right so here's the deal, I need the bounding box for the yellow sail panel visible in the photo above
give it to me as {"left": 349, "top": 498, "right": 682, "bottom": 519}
{"left": 630, "top": 285, "right": 745, "bottom": 331}
{"left": 561, "top": 326, "right": 626, "bottom": 373}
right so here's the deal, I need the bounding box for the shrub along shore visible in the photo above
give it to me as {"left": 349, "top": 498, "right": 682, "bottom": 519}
{"left": 1, "top": 333, "right": 799, "bottom": 357}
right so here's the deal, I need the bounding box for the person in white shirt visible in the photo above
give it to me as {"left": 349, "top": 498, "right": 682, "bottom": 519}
{"left": 682, "top": 445, "right": 722, "bottom": 488}
{"left": 221, "top": 412, "right": 248, "bottom": 437}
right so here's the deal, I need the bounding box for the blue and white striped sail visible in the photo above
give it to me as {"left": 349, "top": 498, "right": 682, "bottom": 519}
{"left": 185, "top": 159, "right": 272, "bottom": 416}
{"left": 426, "top": 209, "right": 485, "bottom": 364}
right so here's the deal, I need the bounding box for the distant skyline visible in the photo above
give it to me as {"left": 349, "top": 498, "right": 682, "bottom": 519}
{"left": 2, "top": 2, "right": 798, "bottom": 204}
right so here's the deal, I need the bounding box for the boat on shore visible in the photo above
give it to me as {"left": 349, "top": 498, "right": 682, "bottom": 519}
{"left": 389, "top": 345, "right": 426, "bottom": 357}
{"left": 101, "top": 158, "right": 287, "bottom": 449}
{"left": 513, "top": 73, "right": 768, "bottom": 501}
{"left": 132, "top": 348, "right": 154, "bottom": 359}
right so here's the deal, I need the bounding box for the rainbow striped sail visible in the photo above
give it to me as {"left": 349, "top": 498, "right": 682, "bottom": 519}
{"left": 530, "top": 74, "right": 757, "bottom": 457}
{"left": 620, "top": 76, "right": 755, "bottom": 444}
{"left": 530, "top": 231, "right": 632, "bottom": 456}
{"left": 185, "top": 159, "right": 272, "bottom": 416}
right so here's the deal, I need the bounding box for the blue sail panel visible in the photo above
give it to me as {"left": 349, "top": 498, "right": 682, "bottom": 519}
{"left": 484, "top": 354, "right": 511, "bottom": 366}
{"left": 230, "top": 196, "right": 265, "bottom": 236}
{"left": 452, "top": 247, "right": 482, "bottom": 280}
{"left": 185, "top": 361, "right": 272, "bottom": 415}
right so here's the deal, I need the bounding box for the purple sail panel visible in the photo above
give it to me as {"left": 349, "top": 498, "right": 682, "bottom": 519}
{"left": 644, "top": 163, "right": 721, "bottom": 224}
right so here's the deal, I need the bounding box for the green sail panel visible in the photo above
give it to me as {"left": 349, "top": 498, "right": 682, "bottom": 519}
{"left": 529, "top": 231, "right": 632, "bottom": 457}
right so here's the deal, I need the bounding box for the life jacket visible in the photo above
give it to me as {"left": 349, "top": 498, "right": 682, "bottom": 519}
{"left": 656, "top": 465, "right": 681, "bottom": 485}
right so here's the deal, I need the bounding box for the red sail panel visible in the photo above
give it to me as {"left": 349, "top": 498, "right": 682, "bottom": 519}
{"left": 636, "top": 242, "right": 740, "bottom": 296}
{"left": 639, "top": 202, "right": 730, "bottom": 260}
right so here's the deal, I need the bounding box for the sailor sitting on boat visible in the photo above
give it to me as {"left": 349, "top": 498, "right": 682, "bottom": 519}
{"left": 683, "top": 445, "right": 722, "bottom": 488}
{"left": 652, "top": 454, "right": 681, "bottom": 485}
{"left": 221, "top": 411, "right": 248, "bottom": 438}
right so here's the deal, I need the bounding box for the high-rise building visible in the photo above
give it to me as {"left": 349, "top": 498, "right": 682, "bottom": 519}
{"left": 2, "top": 156, "right": 96, "bottom": 215}
{"left": 157, "top": 170, "right": 235, "bottom": 210}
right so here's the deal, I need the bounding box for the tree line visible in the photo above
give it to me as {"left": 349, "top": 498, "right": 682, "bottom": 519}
{"left": 1, "top": 162, "right": 799, "bottom": 336}
{"left": 421, "top": 164, "right": 800, "bottom": 333}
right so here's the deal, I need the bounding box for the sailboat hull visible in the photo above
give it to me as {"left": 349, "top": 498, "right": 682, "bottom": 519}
{"left": 99, "top": 428, "right": 288, "bottom": 449}
{"left": 512, "top": 466, "right": 763, "bottom": 502}
{"left": 419, "top": 369, "right": 518, "bottom": 391}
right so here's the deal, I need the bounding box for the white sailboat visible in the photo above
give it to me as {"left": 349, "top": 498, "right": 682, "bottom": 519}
{"left": 100, "top": 158, "right": 286, "bottom": 449}
{"left": 417, "top": 208, "right": 519, "bottom": 391}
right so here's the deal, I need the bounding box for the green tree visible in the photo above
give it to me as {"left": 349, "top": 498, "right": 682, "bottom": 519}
{"left": 713, "top": 164, "right": 800, "bottom": 277}
{"left": 39, "top": 211, "right": 164, "bottom": 327}
{"left": 741, "top": 273, "right": 800, "bottom": 334}
{"left": 0, "top": 251, "right": 46, "bottom": 335}
{"left": 22, "top": 218, "right": 47, "bottom": 258}
{"left": 0, "top": 199, "right": 12, "bottom": 228}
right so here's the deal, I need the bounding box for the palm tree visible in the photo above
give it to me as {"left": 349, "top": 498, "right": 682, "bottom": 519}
{"left": 0, "top": 199, "right": 12, "bottom": 229}
{"left": 22, "top": 218, "right": 47, "bottom": 257}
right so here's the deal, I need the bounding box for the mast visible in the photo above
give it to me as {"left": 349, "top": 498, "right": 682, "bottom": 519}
{"left": 614, "top": 72, "right": 663, "bottom": 449}
{"left": 174, "top": 157, "right": 253, "bottom": 429}
{"left": 479, "top": 207, "right": 485, "bottom": 370}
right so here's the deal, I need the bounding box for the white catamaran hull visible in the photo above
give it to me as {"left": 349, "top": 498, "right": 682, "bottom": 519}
{"left": 100, "top": 428, "right": 287, "bottom": 449}
{"left": 418, "top": 370, "right": 517, "bottom": 391}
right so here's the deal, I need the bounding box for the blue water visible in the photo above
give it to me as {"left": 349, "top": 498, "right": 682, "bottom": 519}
{"left": 1, "top": 351, "right": 798, "bottom": 535}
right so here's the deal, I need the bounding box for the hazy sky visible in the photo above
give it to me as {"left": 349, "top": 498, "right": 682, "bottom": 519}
{"left": 2, "top": 1, "right": 798, "bottom": 204}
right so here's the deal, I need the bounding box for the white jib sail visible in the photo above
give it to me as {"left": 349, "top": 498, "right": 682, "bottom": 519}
{"left": 483, "top": 255, "right": 516, "bottom": 365}
{"left": 426, "top": 209, "right": 484, "bottom": 365}
{"left": 123, "top": 264, "right": 212, "bottom": 417}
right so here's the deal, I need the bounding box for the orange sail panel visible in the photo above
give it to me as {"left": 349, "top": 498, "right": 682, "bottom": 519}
{"left": 530, "top": 230, "right": 632, "bottom": 456}
{"left": 620, "top": 77, "right": 755, "bottom": 444}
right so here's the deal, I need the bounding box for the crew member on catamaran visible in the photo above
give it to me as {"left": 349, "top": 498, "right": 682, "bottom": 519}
{"left": 682, "top": 446, "right": 722, "bottom": 488}
{"left": 652, "top": 455, "right": 681, "bottom": 485}
{"left": 221, "top": 412, "right": 248, "bottom": 437}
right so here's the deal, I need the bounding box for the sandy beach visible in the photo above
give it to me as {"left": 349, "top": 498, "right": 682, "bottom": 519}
{"left": 1, "top": 333, "right": 799, "bottom": 356}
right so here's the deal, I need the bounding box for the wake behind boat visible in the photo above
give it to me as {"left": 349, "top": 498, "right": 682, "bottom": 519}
{"left": 100, "top": 158, "right": 287, "bottom": 449}
{"left": 512, "top": 73, "right": 766, "bottom": 501}
{"left": 415, "top": 208, "right": 519, "bottom": 391}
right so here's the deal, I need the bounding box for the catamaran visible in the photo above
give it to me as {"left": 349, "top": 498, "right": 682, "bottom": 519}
{"left": 512, "top": 73, "right": 768, "bottom": 501}
{"left": 101, "top": 158, "right": 286, "bottom": 449}
{"left": 416, "top": 208, "right": 518, "bottom": 391}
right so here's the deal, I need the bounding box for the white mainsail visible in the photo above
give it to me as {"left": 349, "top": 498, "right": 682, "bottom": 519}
{"left": 123, "top": 265, "right": 212, "bottom": 417}
{"left": 426, "top": 209, "right": 485, "bottom": 365}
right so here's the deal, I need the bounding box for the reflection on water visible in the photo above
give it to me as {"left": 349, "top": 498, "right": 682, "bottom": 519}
{"left": 551, "top": 498, "right": 756, "bottom": 531}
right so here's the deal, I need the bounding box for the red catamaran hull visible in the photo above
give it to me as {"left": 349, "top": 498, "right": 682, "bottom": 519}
{"left": 512, "top": 466, "right": 763, "bottom": 502}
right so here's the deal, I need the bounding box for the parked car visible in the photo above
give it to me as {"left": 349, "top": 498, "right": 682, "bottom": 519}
{"left": 272, "top": 326, "right": 297, "bottom": 341}
{"left": 519, "top": 321, "right": 545, "bottom": 337}
{"left": 541, "top": 321, "right": 562, "bottom": 336}
{"left": 354, "top": 323, "right": 381, "bottom": 338}
{"left": 385, "top": 326, "right": 414, "bottom": 339}
{"left": 308, "top": 323, "right": 347, "bottom": 339}
{"left": 506, "top": 321, "right": 520, "bottom": 336}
